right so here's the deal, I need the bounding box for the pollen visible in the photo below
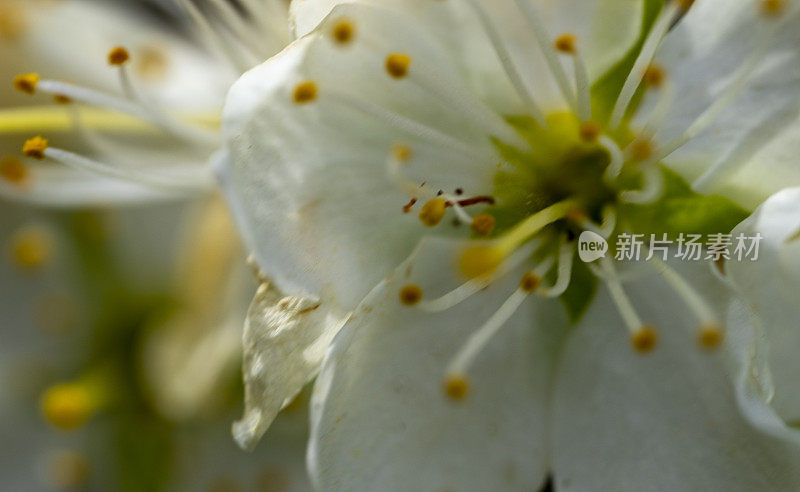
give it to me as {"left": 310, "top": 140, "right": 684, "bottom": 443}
{"left": 53, "top": 94, "right": 72, "bottom": 104}
{"left": 22, "top": 136, "right": 48, "bottom": 159}
{"left": 399, "top": 284, "right": 423, "bottom": 306}
{"left": 293, "top": 81, "right": 318, "bottom": 104}
{"left": 554, "top": 33, "right": 577, "bottom": 54}
{"left": 107, "top": 46, "right": 130, "bottom": 65}
{"left": 0, "top": 156, "right": 29, "bottom": 186}
{"left": 9, "top": 226, "right": 52, "bottom": 270}
{"left": 332, "top": 19, "right": 356, "bottom": 44}
{"left": 13, "top": 73, "right": 39, "bottom": 94}
{"left": 643, "top": 64, "right": 666, "bottom": 88}
{"left": 629, "top": 139, "right": 653, "bottom": 162}
{"left": 386, "top": 53, "right": 411, "bottom": 79}
{"left": 579, "top": 121, "right": 600, "bottom": 142}
{"left": 443, "top": 373, "right": 469, "bottom": 401}
{"left": 519, "top": 272, "right": 541, "bottom": 293}
{"left": 631, "top": 325, "right": 658, "bottom": 353}
{"left": 760, "top": 0, "right": 786, "bottom": 16}
{"left": 419, "top": 198, "right": 447, "bottom": 227}
{"left": 459, "top": 245, "right": 504, "bottom": 279}
{"left": 41, "top": 383, "right": 94, "bottom": 431}
{"left": 698, "top": 323, "right": 724, "bottom": 350}
{"left": 471, "top": 214, "right": 496, "bottom": 236}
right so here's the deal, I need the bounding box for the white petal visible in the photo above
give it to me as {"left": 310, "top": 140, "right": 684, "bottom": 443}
{"left": 639, "top": 0, "right": 800, "bottom": 209}
{"left": 553, "top": 259, "right": 800, "bottom": 490}
{"left": 308, "top": 237, "right": 568, "bottom": 491}
{"left": 233, "top": 282, "right": 348, "bottom": 451}
{"left": 727, "top": 187, "right": 800, "bottom": 422}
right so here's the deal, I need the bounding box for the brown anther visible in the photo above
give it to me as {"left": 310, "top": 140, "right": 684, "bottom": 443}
{"left": 629, "top": 139, "right": 653, "bottom": 162}
{"left": 22, "top": 136, "right": 48, "bottom": 159}
{"left": 13, "top": 73, "right": 39, "bottom": 94}
{"left": 332, "top": 20, "right": 355, "bottom": 44}
{"left": 579, "top": 121, "right": 601, "bottom": 142}
{"left": 443, "top": 374, "right": 469, "bottom": 401}
{"left": 454, "top": 195, "right": 496, "bottom": 208}
{"left": 632, "top": 325, "right": 658, "bottom": 353}
{"left": 519, "top": 272, "right": 541, "bottom": 293}
{"left": 392, "top": 144, "right": 412, "bottom": 162}
{"left": 470, "top": 214, "right": 496, "bottom": 236}
{"left": 386, "top": 53, "right": 411, "bottom": 78}
{"left": 698, "top": 323, "right": 724, "bottom": 350}
{"left": 107, "top": 46, "right": 130, "bottom": 66}
{"left": 760, "top": 0, "right": 785, "bottom": 16}
{"left": 293, "top": 81, "right": 318, "bottom": 103}
{"left": 53, "top": 94, "right": 71, "bottom": 104}
{"left": 402, "top": 197, "right": 417, "bottom": 213}
{"left": 554, "top": 33, "right": 577, "bottom": 54}
{"left": 643, "top": 64, "right": 666, "bottom": 88}
{"left": 1, "top": 156, "right": 29, "bottom": 186}
{"left": 399, "top": 284, "right": 423, "bottom": 306}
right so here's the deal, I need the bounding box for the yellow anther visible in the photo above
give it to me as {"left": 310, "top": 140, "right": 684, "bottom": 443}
{"left": 13, "top": 73, "right": 39, "bottom": 94}
{"left": 107, "top": 46, "right": 130, "bottom": 65}
{"left": 698, "top": 323, "right": 724, "bottom": 350}
{"left": 554, "top": 33, "right": 577, "bottom": 54}
{"left": 631, "top": 325, "right": 658, "bottom": 353}
{"left": 643, "top": 64, "right": 666, "bottom": 88}
{"left": 443, "top": 373, "right": 469, "bottom": 401}
{"left": 41, "top": 382, "right": 95, "bottom": 431}
{"left": 9, "top": 226, "right": 52, "bottom": 270}
{"left": 471, "top": 214, "right": 496, "bottom": 236}
{"left": 519, "top": 272, "right": 541, "bottom": 293}
{"left": 392, "top": 143, "right": 412, "bottom": 162}
{"left": 579, "top": 121, "right": 601, "bottom": 142}
{"left": 332, "top": 19, "right": 356, "bottom": 44}
{"left": 629, "top": 139, "right": 653, "bottom": 162}
{"left": 293, "top": 81, "right": 318, "bottom": 104}
{"left": 1, "top": 156, "right": 29, "bottom": 186}
{"left": 458, "top": 245, "right": 504, "bottom": 279}
{"left": 399, "top": 284, "right": 423, "bottom": 306}
{"left": 760, "top": 0, "right": 786, "bottom": 16}
{"left": 418, "top": 198, "right": 447, "bottom": 227}
{"left": 386, "top": 53, "right": 411, "bottom": 79}
{"left": 22, "top": 136, "right": 48, "bottom": 159}
{"left": 53, "top": 94, "right": 72, "bottom": 104}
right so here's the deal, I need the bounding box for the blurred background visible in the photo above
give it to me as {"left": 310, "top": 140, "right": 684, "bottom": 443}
{"left": 0, "top": 0, "right": 311, "bottom": 490}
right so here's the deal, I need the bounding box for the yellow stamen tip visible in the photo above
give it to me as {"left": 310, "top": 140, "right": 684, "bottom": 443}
{"left": 13, "top": 73, "right": 39, "bottom": 94}
{"left": 392, "top": 143, "right": 412, "bottom": 162}
{"left": 22, "top": 136, "right": 48, "bottom": 159}
{"left": 419, "top": 198, "right": 447, "bottom": 227}
{"left": 1, "top": 156, "right": 29, "bottom": 187}
{"left": 629, "top": 139, "right": 653, "bottom": 162}
{"left": 53, "top": 94, "right": 72, "bottom": 104}
{"left": 41, "top": 383, "right": 94, "bottom": 431}
{"left": 632, "top": 326, "right": 658, "bottom": 353}
{"left": 470, "top": 213, "right": 496, "bottom": 236}
{"left": 293, "top": 81, "right": 318, "bottom": 104}
{"left": 554, "top": 33, "right": 577, "bottom": 54}
{"left": 443, "top": 373, "right": 469, "bottom": 401}
{"left": 519, "top": 272, "right": 541, "bottom": 293}
{"left": 386, "top": 53, "right": 411, "bottom": 79}
{"left": 9, "top": 226, "right": 52, "bottom": 270}
{"left": 458, "top": 245, "right": 504, "bottom": 279}
{"left": 698, "top": 323, "right": 724, "bottom": 349}
{"left": 331, "top": 19, "right": 356, "bottom": 44}
{"left": 579, "top": 121, "right": 601, "bottom": 142}
{"left": 107, "top": 46, "right": 130, "bottom": 65}
{"left": 643, "top": 64, "right": 666, "bottom": 88}
{"left": 761, "top": 0, "right": 786, "bottom": 16}
{"left": 399, "top": 284, "right": 423, "bottom": 306}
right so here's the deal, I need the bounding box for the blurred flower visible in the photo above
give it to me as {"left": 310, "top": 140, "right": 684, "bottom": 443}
{"left": 216, "top": 0, "right": 800, "bottom": 489}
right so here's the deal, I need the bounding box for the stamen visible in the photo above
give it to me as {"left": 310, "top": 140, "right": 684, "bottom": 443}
{"left": 331, "top": 19, "right": 356, "bottom": 44}
{"left": 512, "top": 0, "right": 577, "bottom": 109}
{"left": 761, "top": 0, "right": 787, "bottom": 16}
{"left": 620, "top": 163, "right": 663, "bottom": 204}
{"left": 647, "top": 255, "right": 724, "bottom": 350}
{"left": 640, "top": 76, "right": 676, "bottom": 140}
{"left": 539, "top": 238, "right": 575, "bottom": 298}
{"left": 9, "top": 225, "right": 52, "bottom": 270}
{"left": 471, "top": 213, "right": 496, "bottom": 236}
{"left": 385, "top": 53, "right": 411, "bottom": 79}
{"left": 399, "top": 284, "right": 423, "bottom": 306}
{"left": 443, "top": 373, "right": 470, "bottom": 401}
{"left": 419, "top": 198, "right": 448, "bottom": 227}
{"left": 24, "top": 139, "right": 212, "bottom": 192}
{"left": 1, "top": 156, "right": 29, "bottom": 187}
{"left": 600, "top": 135, "right": 625, "bottom": 181}
{"left": 40, "top": 382, "right": 97, "bottom": 431}
{"left": 496, "top": 199, "right": 576, "bottom": 255}
{"left": 461, "top": 0, "right": 547, "bottom": 126}
{"left": 555, "top": 34, "right": 591, "bottom": 121}
{"left": 13, "top": 73, "right": 39, "bottom": 94}
{"left": 107, "top": 46, "right": 130, "bottom": 66}
{"left": 293, "top": 81, "right": 318, "bottom": 103}
{"left": 579, "top": 121, "right": 601, "bottom": 142}
{"left": 609, "top": 1, "right": 682, "bottom": 129}
{"left": 599, "top": 258, "right": 657, "bottom": 353}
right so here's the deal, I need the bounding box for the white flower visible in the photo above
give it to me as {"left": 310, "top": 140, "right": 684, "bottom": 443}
{"left": 0, "top": 0, "right": 290, "bottom": 205}
{"left": 217, "top": 0, "right": 800, "bottom": 488}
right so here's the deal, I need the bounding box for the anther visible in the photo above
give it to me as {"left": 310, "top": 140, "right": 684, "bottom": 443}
{"left": 698, "top": 323, "right": 724, "bottom": 350}
{"left": 22, "top": 136, "right": 48, "bottom": 159}
{"left": 579, "top": 121, "right": 601, "bottom": 142}
{"left": 13, "top": 73, "right": 38, "bottom": 94}
{"left": 0, "top": 156, "right": 29, "bottom": 186}
{"left": 9, "top": 226, "right": 52, "bottom": 270}
{"left": 459, "top": 245, "right": 504, "bottom": 279}
{"left": 643, "top": 64, "right": 666, "bottom": 88}
{"left": 331, "top": 19, "right": 355, "bottom": 44}
{"left": 443, "top": 373, "right": 470, "bottom": 401}
{"left": 554, "top": 33, "right": 577, "bottom": 54}
{"left": 632, "top": 325, "right": 658, "bottom": 353}
{"left": 629, "top": 139, "right": 653, "bottom": 162}
{"left": 519, "top": 272, "right": 541, "bottom": 293}
{"left": 293, "top": 81, "right": 318, "bottom": 103}
{"left": 386, "top": 53, "right": 411, "bottom": 79}
{"left": 419, "top": 198, "right": 447, "bottom": 227}
{"left": 107, "top": 46, "right": 130, "bottom": 65}
{"left": 399, "top": 284, "right": 423, "bottom": 306}
{"left": 392, "top": 143, "right": 412, "bottom": 162}
{"left": 471, "top": 213, "right": 496, "bottom": 236}
{"left": 40, "top": 382, "right": 94, "bottom": 431}
{"left": 53, "top": 94, "right": 72, "bottom": 104}
{"left": 760, "top": 0, "right": 786, "bottom": 16}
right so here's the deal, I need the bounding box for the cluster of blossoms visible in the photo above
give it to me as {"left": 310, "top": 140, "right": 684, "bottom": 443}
{"left": 5, "top": 0, "right": 800, "bottom": 490}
